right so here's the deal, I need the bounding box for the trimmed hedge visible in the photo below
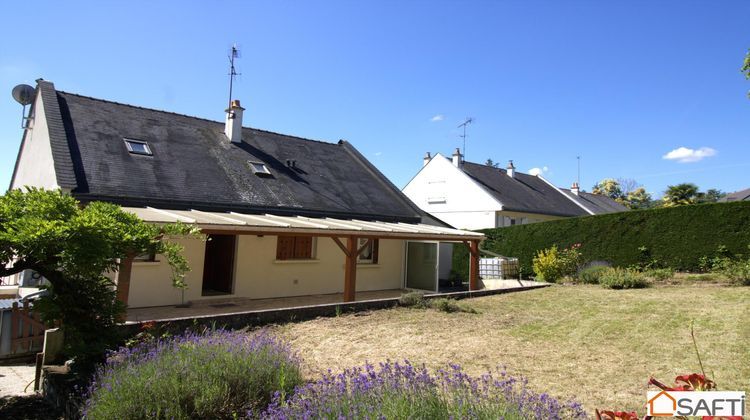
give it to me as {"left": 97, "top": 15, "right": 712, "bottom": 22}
{"left": 453, "top": 201, "right": 750, "bottom": 277}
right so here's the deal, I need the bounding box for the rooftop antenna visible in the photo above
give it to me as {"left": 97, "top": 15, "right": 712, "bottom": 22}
{"left": 11, "top": 84, "right": 35, "bottom": 129}
{"left": 457, "top": 117, "right": 474, "bottom": 159}
{"left": 576, "top": 155, "right": 581, "bottom": 185}
{"left": 227, "top": 43, "right": 241, "bottom": 108}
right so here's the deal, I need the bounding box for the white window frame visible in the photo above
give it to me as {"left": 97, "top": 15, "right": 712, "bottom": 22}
{"left": 248, "top": 161, "right": 271, "bottom": 175}
{"left": 123, "top": 138, "right": 153, "bottom": 156}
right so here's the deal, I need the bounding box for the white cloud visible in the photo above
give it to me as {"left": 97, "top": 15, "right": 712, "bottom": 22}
{"left": 430, "top": 114, "right": 445, "bottom": 122}
{"left": 374, "top": 152, "right": 382, "bottom": 157}
{"left": 662, "top": 147, "right": 717, "bottom": 163}
{"left": 528, "top": 166, "right": 549, "bottom": 176}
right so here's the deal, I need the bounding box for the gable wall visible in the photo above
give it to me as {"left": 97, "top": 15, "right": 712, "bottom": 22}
{"left": 402, "top": 156, "right": 502, "bottom": 230}
{"left": 10, "top": 90, "right": 60, "bottom": 191}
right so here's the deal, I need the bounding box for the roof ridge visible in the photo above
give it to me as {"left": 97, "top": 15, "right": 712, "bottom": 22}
{"left": 57, "top": 90, "right": 339, "bottom": 146}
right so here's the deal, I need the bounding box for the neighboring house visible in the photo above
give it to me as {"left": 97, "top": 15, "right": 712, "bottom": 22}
{"left": 7, "top": 80, "right": 483, "bottom": 309}
{"left": 403, "top": 149, "right": 628, "bottom": 231}
{"left": 720, "top": 188, "right": 750, "bottom": 202}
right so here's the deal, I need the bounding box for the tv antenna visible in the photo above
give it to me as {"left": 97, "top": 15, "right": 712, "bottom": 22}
{"left": 227, "top": 43, "right": 241, "bottom": 108}
{"left": 576, "top": 155, "right": 581, "bottom": 185}
{"left": 11, "top": 84, "right": 34, "bottom": 129}
{"left": 457, "top": 117, "right": 474, "bottom": 158}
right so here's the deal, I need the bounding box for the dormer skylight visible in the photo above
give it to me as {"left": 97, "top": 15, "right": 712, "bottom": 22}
{"left": 248, "top": 161, "right": 271, "bottom": 175}
{"left": 124, "top": 138, "right": 152, "bottom": 156}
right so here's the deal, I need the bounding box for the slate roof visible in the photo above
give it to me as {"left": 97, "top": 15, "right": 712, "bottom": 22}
{"left": 25, "top": 81, "right": 425, "bottom": 223}
{"left": 720, "top": 188, "right": 750, "bottom": 202}
{"left": 461, "top": 162, "right": 589, "bottom": 217}
{"left": 559, "top": 189, "right": 629, "bottom": 214}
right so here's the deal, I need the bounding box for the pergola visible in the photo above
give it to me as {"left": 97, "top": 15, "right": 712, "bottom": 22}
{"left": 115, "top": 207, "right": 484, "bottom": 306}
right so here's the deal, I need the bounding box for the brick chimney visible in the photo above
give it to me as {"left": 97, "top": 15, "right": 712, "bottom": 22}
{"left": 224, "top": 99, "right": 244, "bottom": 143}
{"left": 452, "top": 148, "right": 463, "bottom": 168}
{"left": 423, "top": 152, "right": 432, "bottom": 167}
{"left": 571, "top": 182, "right": 580, "bottom": 195}
{"left": 506, "top": 160, "right": 515, "bottom": 178}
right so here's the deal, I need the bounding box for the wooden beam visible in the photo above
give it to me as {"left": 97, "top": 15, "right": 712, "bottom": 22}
{"left": 331, "top": 237, "right": 351, "bottom": 257}
{"left": 469, "top": 240, "right": 480, "bottom": 291}
{"left": 116, "top": 254, "right": 135, "bottom": 309}
{"left": 199, "top": 228, "right": 482, "bottom": 242}
{"left": 343, "top": 236, "right": 358, "bottom": 302}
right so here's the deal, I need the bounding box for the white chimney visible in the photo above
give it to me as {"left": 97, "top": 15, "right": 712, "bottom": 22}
{"left": 423, "top": 152, "right": 432, "bottom": 167}
{"left": 506, "top": 160, "right": 515, "bottom": 178}
{"left": 452, "top": 148, "right": 463, "bottom": 168}
{"left": 224, "top": 99, "right": 245, "bottom": 143}
{"left": 571, "top": 181, "right": 580, "bottom": 195}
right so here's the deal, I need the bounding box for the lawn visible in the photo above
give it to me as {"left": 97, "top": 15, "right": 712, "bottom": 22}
{"left": 274, "top": 284, "right": 750, "bottom": 413}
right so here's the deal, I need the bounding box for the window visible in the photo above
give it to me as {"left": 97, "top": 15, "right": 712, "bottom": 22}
{"left": 276, "top": 236, "right": 314, "bottom": 260}
{"left": 248, "top": 161, "right": 271, "bottom": 175}
{"left": 357, "top": 238, "right": 379, "bottom": 264}
{"left": 124, "top": 138, "right": 153, "bottom": 156}
{"left": 134, "top": 251, "right": 157, "bottom": 262}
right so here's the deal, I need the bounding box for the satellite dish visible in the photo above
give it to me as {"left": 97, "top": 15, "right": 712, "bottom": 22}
{"left": 12, "top": 84, "right": 35, "bottom": 106}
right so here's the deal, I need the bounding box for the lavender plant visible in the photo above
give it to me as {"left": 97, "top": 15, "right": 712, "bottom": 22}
{"left": 83, "top": 329, "right": 302, "bottom": 419}
{"left": 261, "top": 361, "right": 586, "bottom": 420}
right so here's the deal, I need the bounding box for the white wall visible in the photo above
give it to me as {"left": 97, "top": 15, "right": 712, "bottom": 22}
{"left": 402, "top": 154, "right": 502, "bottom": 230}
{"left": 127, "top": 235, "right": 405, "bottom": 308}
{"left": 10, "top": 90, "right": 60, "bottom": 191}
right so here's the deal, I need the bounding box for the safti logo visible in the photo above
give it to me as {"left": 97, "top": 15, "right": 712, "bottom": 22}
{"left": 646, "top": 390, "right": 745, "bottom": 417}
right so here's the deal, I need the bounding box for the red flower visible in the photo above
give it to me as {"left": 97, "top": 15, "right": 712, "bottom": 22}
{"left": 596, "top": 409, "right": 640, "bottom": 420}
{"left": 674, "top": 373, "right": 715, "bottom": 391}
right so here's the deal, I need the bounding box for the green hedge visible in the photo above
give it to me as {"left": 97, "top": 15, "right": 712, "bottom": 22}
{"left": 453, "top": 201, "right": 750, "bottom": 277}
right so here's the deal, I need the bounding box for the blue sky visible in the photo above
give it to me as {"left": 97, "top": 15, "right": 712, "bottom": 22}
{"left": 1, "top": 1, "right": 748, "bottom": 197}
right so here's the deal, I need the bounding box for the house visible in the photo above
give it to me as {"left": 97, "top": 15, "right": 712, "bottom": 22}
{"left": 720, "top": 188, "right": 750, "bottom": 202}
{"left": 402, "top": 149, "right": 627, "bottom": 281}
{"left": 7, "top": 80, "right": 484, "bottom": 310}
{"left": 403, "top": 149, "right": 628, "bottom": 231}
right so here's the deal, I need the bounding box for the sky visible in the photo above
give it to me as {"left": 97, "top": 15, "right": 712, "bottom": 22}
{"left": 1, "top": 1, "right": 749, "bottom": 198}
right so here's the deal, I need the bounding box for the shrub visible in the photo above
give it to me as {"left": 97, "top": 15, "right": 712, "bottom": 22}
{"left": 643, "top": 267, "right": 675, "bottom": 281}
{"left": 599, "top": 268, "right": 649, "bottom": 290}
{"left": 399, "top": 292, "right": 427, "bottom": 308}
{"left": 83, "top": 330, "right": 302, "bottom": 419}
{"left": 454, "top": 201, "right": 750, "bottom": 274}
{"left": 429, "top": 298, "right": 477, "bottom": 314}
{"left": 261, "top": 361, "right": 587, "bottom": 419}
{"left": 577, "top": 265, "right": 609, "bottom": 284}
{"left": 532, "top": 244, "right": 581, "bottom": 282}
{"left": 718, "top": 259, "right": 750, "bottom": 286}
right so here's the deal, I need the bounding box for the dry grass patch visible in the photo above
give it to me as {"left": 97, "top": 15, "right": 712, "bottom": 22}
{"left": 273, "top": 284, "right": 750, "bottom": 413}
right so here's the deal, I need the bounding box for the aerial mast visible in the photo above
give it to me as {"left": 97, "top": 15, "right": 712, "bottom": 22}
{"left": 457, "top": 117, "right": 474, "bottom": 159}
{"left": 227, "top": 43, "right": 240, "bottom": 108}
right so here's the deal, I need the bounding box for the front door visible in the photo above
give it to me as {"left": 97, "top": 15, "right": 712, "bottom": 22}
{"left": 405, "top": 241, "right": 438, "bottom": 292}
{"left": 202, "top": 234, "right": 236, "bottom": 295}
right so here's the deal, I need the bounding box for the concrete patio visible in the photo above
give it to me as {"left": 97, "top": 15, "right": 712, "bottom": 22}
{"left": 126, "top": 289, "right": 406, "bottom": 322}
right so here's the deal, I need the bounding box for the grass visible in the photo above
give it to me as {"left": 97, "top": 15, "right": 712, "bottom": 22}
{"left": 274, "top": 284, "right": 750, "bottom": 413}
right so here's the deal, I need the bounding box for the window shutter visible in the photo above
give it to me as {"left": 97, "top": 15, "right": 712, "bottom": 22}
{"left": 372, "top": 239, "right": 379, "bottom": 264}
{"left": 276, "top": 237, "right": 295, "bottom": 260}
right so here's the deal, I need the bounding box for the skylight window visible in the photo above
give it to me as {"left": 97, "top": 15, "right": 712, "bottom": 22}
{"left": 248, "top": 161, "right": 271, "bottom": 175}
{"left": 124, "top": 138, "right": 152, "bottom": 156}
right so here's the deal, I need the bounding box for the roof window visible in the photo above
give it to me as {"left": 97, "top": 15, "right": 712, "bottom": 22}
{"left": 248, "top": 161, "right": 271, "bottom": 175}
{"left": 124, "top": 138, "right": 152, "bottom": 156}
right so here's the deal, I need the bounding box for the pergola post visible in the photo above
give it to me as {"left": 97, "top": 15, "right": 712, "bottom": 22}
{"left": 469, "top": 240, "right": 480, "bottom": 291}
{"left": 116, "top": 254, "right": 135, "bottom": 308}
{"left": 343, "top": 236, "right": 358, "bottom": 302}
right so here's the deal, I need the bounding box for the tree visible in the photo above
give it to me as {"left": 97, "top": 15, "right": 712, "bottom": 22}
{"left": 743, "top": 49, "right": 750, "bottom": 98}
{"left": 592, "top": 178, "right": 624, "bottom": 200}
{"left": 0, "top": 188, "right": 196, "bottom": 367}
{"left": 696, "top": 188, "right": 725, "bottom": 204}
{"left": 616, "top": 178, "right": 641, "bottom": 195}
{"left": 662, "top": 183, "right": 699, "bottom": 207}
{"left": 485, "top": 159, "right": 499, "bottom": 168}
{"left": 623, "top": 187, "right": 652, "bottom": 209}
